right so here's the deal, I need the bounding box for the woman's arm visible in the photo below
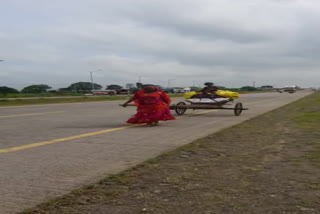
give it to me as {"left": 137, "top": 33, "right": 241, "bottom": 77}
{"left": 160, "top": 92, "right": 171, "bottom": 105}
{"left": 121, "top": 97, "right": 135, "bottom": 107}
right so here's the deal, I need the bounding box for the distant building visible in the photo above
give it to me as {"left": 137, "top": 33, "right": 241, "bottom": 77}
{"left": 173, "top": 88, "right": 185, "bottom": 93}
{"left": 184, "top": 87, "right": 191, "bottom": 92}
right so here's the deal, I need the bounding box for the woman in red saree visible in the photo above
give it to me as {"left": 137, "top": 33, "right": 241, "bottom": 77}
{"left": 122, "top": 86, "right": 175, "bottom": 126}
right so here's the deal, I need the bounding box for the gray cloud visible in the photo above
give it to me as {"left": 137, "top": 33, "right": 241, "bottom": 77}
{"left": 1, "top": 0, "right": 320, "bottom": 89}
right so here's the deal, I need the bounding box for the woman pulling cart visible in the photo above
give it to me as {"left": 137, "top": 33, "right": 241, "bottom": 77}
{"left": 121, "top": 86, "right": 175, "bottom": 126}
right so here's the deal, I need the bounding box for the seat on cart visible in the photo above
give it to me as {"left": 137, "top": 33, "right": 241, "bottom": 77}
{"left": 187, "top": 97, "right": 231, "bottom": 104}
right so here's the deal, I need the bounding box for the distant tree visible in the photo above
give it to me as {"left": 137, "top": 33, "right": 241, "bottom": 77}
{"left": 57, "top": 88, "right": 72, "bottom": 95}
{"left": 21, "top": 84, "right": 51, "bottom": 93}
{"left": 68, "top": 82, "right": 102, "bottom": 91}
{"left": 0, "top": 86, "right": 19, "bottom": 94}
{"left": 58, "top": 88, "right": 71, "bottom": 92}
{"left": 260, "top": 85, "right": 273, "bottom": 89}
{"left": 190, "top": 86, "right": 201, "bottom": 91}
{"left": 106, "top": 84, "right": 123, "bottom": 90}
{"left": 240, "top": 86, "right": 258, "bottom": 91}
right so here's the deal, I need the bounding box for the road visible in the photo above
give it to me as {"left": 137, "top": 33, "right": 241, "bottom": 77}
{"left": 0, "top": 91, "right": 312, "bottom": 213}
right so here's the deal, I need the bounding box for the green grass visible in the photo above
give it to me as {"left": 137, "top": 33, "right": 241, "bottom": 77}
{"left": 0, "top": 94, "right": 185, "bottom": 107}
{"left": 290, "top": 92, "right": 320, "bottom": 164}
{"left": 0, "top": 90, "right": 267, "bottom": 106}
{"left": 0, "top": 93, "right": 81, "bottom": 98}
{"left": 293, "top": 112, "right": 320, "bottom": 129}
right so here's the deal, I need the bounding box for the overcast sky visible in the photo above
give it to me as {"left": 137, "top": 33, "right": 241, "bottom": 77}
{"left": 1, "top": 0, "right": 319, "bottom": 89}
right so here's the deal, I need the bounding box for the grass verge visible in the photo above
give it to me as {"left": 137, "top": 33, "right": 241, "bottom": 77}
{"left": 0, "top": 94, "right": 185, "bottom": 107}
{"left": 0, "top": 91, "right": 267, "bottom": 107}
{"left": 22, "top": 92, "right": 320, "bottom": 214}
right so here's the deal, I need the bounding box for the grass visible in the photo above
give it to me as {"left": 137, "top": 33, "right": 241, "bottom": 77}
{"left": 289, "top": 93, "right": 320, "bottom": 164}
{"left": 21, "top": 92, "right": 320, "bottom": 214}
{"left": 0, "top": 93, "right": 185, "bottom": 107}
{"left": 0, "top": 93, "right": 81, "bottom": 98}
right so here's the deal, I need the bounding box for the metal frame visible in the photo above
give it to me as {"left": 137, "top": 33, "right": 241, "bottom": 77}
{"left": 170, "top": 100, "right": 248, "bottom": 116}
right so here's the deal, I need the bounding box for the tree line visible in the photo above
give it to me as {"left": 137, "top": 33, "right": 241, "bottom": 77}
{"left": 0, "top": 82, "right": 125, "bottom": 94}
{"left": 0, "top": 82, "right": 261, "bottom": 95}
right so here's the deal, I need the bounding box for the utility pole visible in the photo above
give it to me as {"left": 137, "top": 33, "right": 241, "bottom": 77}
{"left": 89, "top": 70, "right": 102, "bottom": 91}
{"left": 90, "top": 71, "right": 94, "bottom": 91}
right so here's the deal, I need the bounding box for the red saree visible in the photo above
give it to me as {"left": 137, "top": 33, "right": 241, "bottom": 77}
{"left": 127, "top": 88, "right": 175, "bottom": 124}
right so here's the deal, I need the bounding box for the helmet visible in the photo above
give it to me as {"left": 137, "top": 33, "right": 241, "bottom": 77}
{"left": 204, "top": 82, "right": 214, "bottom": 86}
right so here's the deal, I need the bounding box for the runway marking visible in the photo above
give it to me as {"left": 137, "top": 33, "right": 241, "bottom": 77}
{"left": 0, "top": 111, "right": 65, "bottom": 119}
{"left": 0, "top": 125, "right": 140, "bottom": 153}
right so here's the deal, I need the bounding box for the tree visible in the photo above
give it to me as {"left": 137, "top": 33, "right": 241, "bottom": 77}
{"left": 0, "top": 86, "right": 19, "bottom": 94}
{"left": 190, "top": 86, "right": 201, "bottom": 91}
{"left": 21, "top": 84, "right": 51, "bottom": 93}
{"left": 106, "top": 84, "right": 123, "bottom": 90}
{"left": 240, "top": 86, "right": 258, "bottom": 91}
{"left": 68, "top": 82, "right": 102, "bottom": 92}
{"left": 58, "top": 88, "right": 71, "bottom": 92}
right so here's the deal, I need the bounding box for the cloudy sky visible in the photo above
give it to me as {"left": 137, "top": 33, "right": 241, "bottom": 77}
{"left": 0, "top": 0, "right": 319, "bottom": 89}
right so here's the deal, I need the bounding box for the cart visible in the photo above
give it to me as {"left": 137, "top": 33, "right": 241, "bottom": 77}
{"left": 170, "top": 98, "right": 248, "bottom": 116}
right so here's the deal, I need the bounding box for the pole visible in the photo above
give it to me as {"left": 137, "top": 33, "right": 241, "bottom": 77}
{"left": 90, "top": 71, "right": 94, "bottom": 91}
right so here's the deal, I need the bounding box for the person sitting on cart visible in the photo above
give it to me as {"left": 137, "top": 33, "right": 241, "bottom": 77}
{"left": 201, "top": 82, "right": 219, "bottom": 94}
{"left": 192, "top": 82, "right": 220, "bottom": 99}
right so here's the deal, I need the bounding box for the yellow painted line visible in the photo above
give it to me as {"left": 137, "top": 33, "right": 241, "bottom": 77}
{"left": 0, "top": 110, "right": 218, "bottom": 154}
{"left": 0, "top": 100, "right": 267, "bottom": 154}
{"left": 0, "top": 125, "right": 140, "bottom": 154}
{"left": 192, "top": 109, "right": 219, "bottom": 115}
{"left": 0, "top": 111, "right": 65, "bottom": 118}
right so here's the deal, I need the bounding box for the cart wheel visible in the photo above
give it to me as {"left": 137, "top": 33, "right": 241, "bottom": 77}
{"left": 234, "top": 102, "right": 243, "bottom": 116}
{"left": 175, "top": 102, "right": 187, "bottom": 115}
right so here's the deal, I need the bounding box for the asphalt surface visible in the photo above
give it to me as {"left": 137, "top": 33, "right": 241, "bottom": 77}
{"left": 0, "top": 91, "right": 312, "bottom": 213}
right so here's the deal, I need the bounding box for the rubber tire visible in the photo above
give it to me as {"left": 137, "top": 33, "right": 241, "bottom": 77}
{"left": 234, "top": 102, "right": 243, "bottom": 116}
{"left": 175, "top": 102, "right": 187, "bottom": 115}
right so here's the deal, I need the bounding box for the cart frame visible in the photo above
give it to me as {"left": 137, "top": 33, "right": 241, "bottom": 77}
{"left": 170, "top": 100, "right": 248, "bottom": 116}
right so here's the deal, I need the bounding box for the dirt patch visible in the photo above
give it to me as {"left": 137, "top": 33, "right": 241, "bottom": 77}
{"left": 22, "top": 92, "right": 320, "bottom": 214}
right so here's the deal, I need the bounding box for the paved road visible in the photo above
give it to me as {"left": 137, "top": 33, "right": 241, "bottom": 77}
{"left": 0, "top": 91, "right": 312, "bottom": 213}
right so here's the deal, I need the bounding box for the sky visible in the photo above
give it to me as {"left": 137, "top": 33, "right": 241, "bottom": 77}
{"left": 0, "top": 0, "right": 320, "bottom": 89}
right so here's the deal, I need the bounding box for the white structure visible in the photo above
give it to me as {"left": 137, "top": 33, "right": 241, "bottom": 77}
{"left": 184, "top": 87, "right": 191, "bottom": 92}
